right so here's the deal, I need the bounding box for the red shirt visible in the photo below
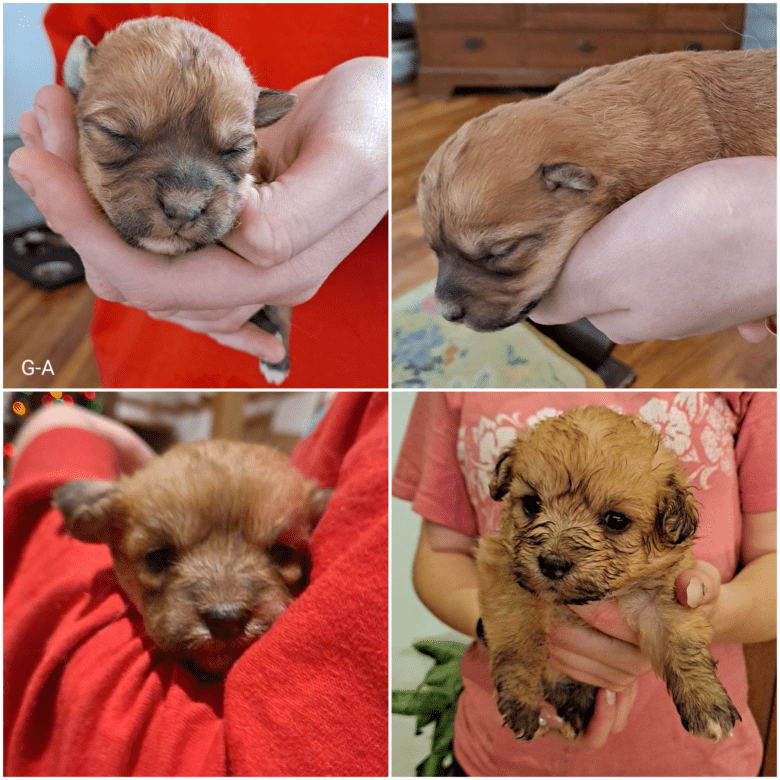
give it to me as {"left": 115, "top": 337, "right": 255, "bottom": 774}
{"left": 44, "top": 4, "right": 388, "bottom": 388}
{"left": 5, "top": 393, "right": 389, "bottom": 775}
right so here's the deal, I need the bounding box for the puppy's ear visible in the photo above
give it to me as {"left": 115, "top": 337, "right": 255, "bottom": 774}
{"left": 63, "top": 35, "right": 96, "bottom": 97}
{"left": 655, "top": 474, "right": 698, "bottom": 545}
{"left": 254, "top": 89, "right": 297, "bottom": 128}
{"left": 53, "top": 479, "right": 120, "bottom": 543}
{"left": 489, "top": 444, "right": 517, "bottom": 501}
{"left": 539, "top": 163, "right": 597, "bottom": 194}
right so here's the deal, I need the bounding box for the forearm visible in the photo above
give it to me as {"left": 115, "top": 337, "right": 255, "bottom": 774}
{"left": 412, "top": 520, "right": 481, "bottom": 638}
{"left": 712, "top": 552, "right": 777, "bottom": 644}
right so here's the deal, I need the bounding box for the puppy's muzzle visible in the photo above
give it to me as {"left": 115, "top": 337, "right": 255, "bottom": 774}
{"left": 155, "top": 164, "right": 215, "bottom": 230}
{"left": 200, "top": 604, "right": 252, "bottom": 641}
{"left": 538, "top": 552, "right": 573, "bottom": 580}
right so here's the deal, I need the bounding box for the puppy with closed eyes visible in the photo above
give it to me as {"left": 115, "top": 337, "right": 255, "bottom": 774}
{"left": 418, "top": 48, "right": 776, "bottom": 332}
{"left": 54, "top": 439, "right": 331, "bottom": 676}
{"left": 477, "top": 406, "right": 740, "bottom": 742}
{"left": 63, "top": 16, "right": 297, "bottom": 383}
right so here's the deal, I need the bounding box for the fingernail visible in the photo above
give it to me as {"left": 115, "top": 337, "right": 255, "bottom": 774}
{"left": 605, "top": 689, "right": 616, "bottom": 706}
{"left": 34, "top": 101, "right": 49, "bottom": 131}
{"left": 539, "top": 715, "right": 547, "bottom": 728}
{"left": 686, "top": 578, "right": 704, "bottom": 608}
{"left": 9, "top": 169, "right": 35, "bottom": 200}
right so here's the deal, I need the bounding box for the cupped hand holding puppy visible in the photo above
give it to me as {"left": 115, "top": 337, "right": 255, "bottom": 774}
{"left": 10, "top": 56, "right": 388, "bottom": 362}
{"left": 544, "top": 559, "right": 723, "bottom": 749}
{"left": 530, "top": 157, "right": 776, "bottom": 344}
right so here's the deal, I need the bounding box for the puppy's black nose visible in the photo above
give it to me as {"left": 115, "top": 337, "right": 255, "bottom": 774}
{"left": 538, "top": 552, "right": 573, "bottom": 580}
{"left": 437, "top": 301, "right": 465, "bottom": 322}
{"left": 201, "top": 605, "right": 251, "bottom": 641}
{"left": 161, "top": 202, "right": 204, "bottom": 230}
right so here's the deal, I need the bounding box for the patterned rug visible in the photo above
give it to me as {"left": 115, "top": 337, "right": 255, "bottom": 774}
{"left": 392, "top": 281, "right": 604, "bottom": 389}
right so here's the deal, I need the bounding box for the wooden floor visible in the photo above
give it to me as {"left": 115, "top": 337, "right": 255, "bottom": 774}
{"left": 4, "top": 269, "right": 101, "bottom": 388}
{"left": 392, "top": 82, "right": 777, "bottom": 389}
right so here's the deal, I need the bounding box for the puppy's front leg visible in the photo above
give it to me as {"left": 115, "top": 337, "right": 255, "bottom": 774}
{"left": 635, "top": 598, "right": 740, "bottom": 741}
{"left": 476, "top": 535, "right": 547, "bottom": 740}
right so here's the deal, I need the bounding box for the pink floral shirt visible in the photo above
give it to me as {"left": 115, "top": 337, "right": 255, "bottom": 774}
{"left": 394, "top": 391, "right": 775, "bottom": 776}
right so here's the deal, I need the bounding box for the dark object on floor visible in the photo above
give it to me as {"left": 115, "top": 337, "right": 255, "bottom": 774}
{"left": 3, "top": 224, "right": 85, "bottom": 289}
{"left": 529, "top": 318, "right": 636, "bottom": 387}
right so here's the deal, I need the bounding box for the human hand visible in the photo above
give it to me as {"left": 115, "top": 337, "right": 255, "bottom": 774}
{"left": 9, "top": 56, "right": 388, "bottom": 361}
{"left": 530, "top": 157, "right": 776, "bottom": 343}
{"left": 542, "top": 558, "right": 723, "bottom": 749}
{"left": 12, "top": 404, "right": 154, "bottom": 475}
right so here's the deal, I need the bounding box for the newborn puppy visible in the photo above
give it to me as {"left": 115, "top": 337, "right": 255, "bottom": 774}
{"left": 477, "top": 406, "right": 739, "bottom": 742}
{"left": 63, "top": 16, "right": 297, "bottom": 383}
{"left": 418, "top": 48, "right": 777, "bottom": 332}
{"left": 54, "top": 439, "right": 331, "bottom": 675}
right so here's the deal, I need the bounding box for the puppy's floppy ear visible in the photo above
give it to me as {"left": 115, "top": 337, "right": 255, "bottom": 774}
{"left": 489, "top": 444, "right": 517, "bottom": 501}
{"left": 539, "top": 163, "right": 597, "bottom": 194}
{"left": 53, "top": 479, "right": 120, "bottom": 543}
{"left": 254, "top": 89, "right": 297, "bottom": 128}
{"left": 655, "top": 473, "right": 698, "bottom": 545}
{"left": 63, "top": 35, "right": 96, "bottom": 97}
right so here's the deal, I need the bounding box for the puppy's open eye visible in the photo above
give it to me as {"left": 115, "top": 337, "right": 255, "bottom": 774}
{"left": 602, "top": 511, "right": 631, "bottom": 532}
{"left": 521, "top": 494, "right": 542, "bottom": 518}
{"left": 144, "top": 545, "right": 176, "bottom": 574}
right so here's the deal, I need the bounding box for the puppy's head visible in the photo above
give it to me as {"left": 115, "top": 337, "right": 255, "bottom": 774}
{"left": 63, "top": 17, "right": 296, "bottom": 255}
{"left": 54, "top": 439, "right": 330, "bottom": 675}
{"left": 417, "top": 101, "right": 624, "bottom": 332}
{"left": 489, "top": 406, "right": 697, "bottom": 605}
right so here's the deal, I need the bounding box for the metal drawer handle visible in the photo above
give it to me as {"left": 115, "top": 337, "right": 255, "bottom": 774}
{"left": 684, "top": 41, "right": 704, "bottom": 51}
{"left": 463, "top": 37, "right": 485, "bottom": 50}
{"left": 577, "top": 39, "right": 597, "bottom": 54}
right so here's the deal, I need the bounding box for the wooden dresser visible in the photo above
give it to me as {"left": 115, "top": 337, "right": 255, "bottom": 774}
{"left": 415, "top": 3, "right": 746, "bottom": 98}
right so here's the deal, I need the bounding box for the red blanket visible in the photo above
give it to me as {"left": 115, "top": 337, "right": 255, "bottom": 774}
{"left": 4, "top": 392, "right": 388, "bottom": 776}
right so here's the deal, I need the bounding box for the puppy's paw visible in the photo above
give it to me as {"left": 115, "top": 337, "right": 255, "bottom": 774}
{"left": 260, "top": 352, "right": 290, "bottom": 385}
{"left": 677, "top": 689, "right": 741, "bottom": 742}
{"left": 496, "top": 689, "right": 542, "bottom": 740}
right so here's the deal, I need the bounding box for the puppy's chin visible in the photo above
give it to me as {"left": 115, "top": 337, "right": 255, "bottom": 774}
{"left": 185, "top": 637, "right": 256, "bottom": 675}
{"left": 513, "top": 567, "right": 609, "bottom": 606}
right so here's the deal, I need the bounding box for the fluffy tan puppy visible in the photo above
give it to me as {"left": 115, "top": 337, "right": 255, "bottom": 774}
{"left": 54, "top": 439, "right": 331, "bottom": 676}
{"left": 477, "top": 406, "right": 739, "bottom": 741}
{"left": 63, "top": 16, "right": 297, "bottom": 383}
{"left": 418, "top": 48, "right": 777, "bottom": 332}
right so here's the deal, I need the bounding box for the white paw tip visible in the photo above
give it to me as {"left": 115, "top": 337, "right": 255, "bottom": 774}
{"left": 260, "top": 365, "right": 289, "bottom": 385}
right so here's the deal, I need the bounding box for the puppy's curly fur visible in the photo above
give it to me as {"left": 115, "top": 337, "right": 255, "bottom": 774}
{"left": 477, "top": 406, "right": 740, "bottom": 741}
{"left": 54, "top": 439, "right": 331, "bottom": 675}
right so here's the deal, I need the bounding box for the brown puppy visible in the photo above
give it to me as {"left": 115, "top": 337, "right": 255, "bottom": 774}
{"left": 54, "top": 439, "right": 331, "bottom": 676}
{"left": 418, "top": 48, "right": 777, "bottom": 332}
{"left": 63, "top": 16, "right": 297, "bottom": 383}
{"left": 477, "top": 406, "right": 739, "bottom": 741}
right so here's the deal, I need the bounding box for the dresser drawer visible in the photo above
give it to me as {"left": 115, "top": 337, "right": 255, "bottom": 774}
{"left": 649, "top": 31, "right": 743, "bottom": 52}
{"left": 522, "top": 31, "right": 648, "bottom": 68}
{"left": 415, "top": 4, "right": 519, "bottom": 29}
{"left": 524, "top": 4, "right": 651, "bottom": 31}
{"left": 418, "top": 29, "right": 523, "bottom": 68}
{"left": 654, "top": 3, "right": 745, "bottom": 31}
